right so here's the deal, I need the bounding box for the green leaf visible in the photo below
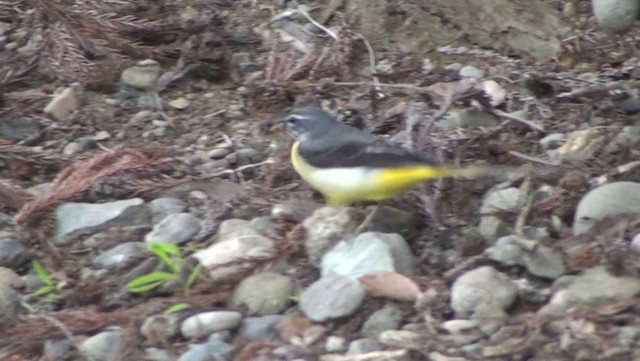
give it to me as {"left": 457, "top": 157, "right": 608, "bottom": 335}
{"left": 125, "top": 271, "right": 177, "bottom": 293}
{"left": 32, "top": 260, "right": 52, "bottom": 286}
{"left": 164, "top": 303, "right": 191, "bottom": 314}
{"left": 33, "top": 285, "right": 54, "bottom": 297}
{"left": 150, "top": 242, "right": 181, "bottom": 256}
{"left": 149, "top": 243, "right": 180, "bottom": 272}
{"left": 184, "top": 264, "right": 202, "bottom": 292}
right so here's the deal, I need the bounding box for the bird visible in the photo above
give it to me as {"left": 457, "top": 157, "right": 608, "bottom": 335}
{"left": 282, "top": 106, "right": 496, "bottom": 206}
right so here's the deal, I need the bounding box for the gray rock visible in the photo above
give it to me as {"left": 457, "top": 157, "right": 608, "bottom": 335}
{"left": 479, "top": 187, "right": 527, "bottom": 241}
{"left": 347, "top": 338, "right": 384, "bottom": 354}
{"left": 539, "top": 133, "right": 566, "bottom": 150}
{"left": 573, "top": 182, "right": 640, "bottom": 234}
{"left": 459, "top": 65, "right": 486, "bottom": 78}
{"left": 43, "top": 339, "right": 76, "bottom": 361}
{"left": 0, "top": 117, "right": 40, "bottom": 141}
{"left": 148, "top": 197, "right": 187, "bottom": 222}
{"left": 361, "top": 306, "right": 404, "bottom": 338}
{"left": 550, "top": 266, "right": 640, "bottom": 307}
{"left": 592, "top": 0, "right": 639, "bottom": 35}
{"left": 617, "top": 326, "right": 640, "bottom": 347}
{"left": 145, "top": 347, "right": 177, "bottom": 361}
{"left": 137, "top": 94, "right": 162, "bottom": 109}
{"left": 300, "top": 273, "right": 364, "bottom": 322}
{"left": 271, "top": 199, "right": 322, "bottom": 222}
{"left": 230, "top": 272, "right": 295, "bottom": 315}
{"left": 631, "top": 233, "right": 640, "bottom": 253}
{"left": 484, "top": 236, "right": 565, "bottom": 279}
{"left": 80, "top": 329, "right": 124, "bottom": 361}
{"left": 303, "top": 206, "right": 363, "bottom": 263}
{"left": 140, "top": 314, "right": 180, "bottom": 342}
{"left": 0, "top": 283, "right": 17, "bottom": 331}
{"left": 55, "top": 198, "right": 147, "bottom": 243}
{"left": 180, "top": 311, "right": 242, "bottom": 339}
{"left": 321, "top": 232, "right": 414, "bottom": 280}
{"left": 450, "top": 266, "right": 518, "bottom": 317}
{"left": 0, "top": 267, "right": 24, "bottom": 289}
{"left": 168, "top": 97, "right": 190, "bottom": 110}
{"left": 325, "top": 336, "right": 347, "bottom": 352}
{"left": 120, "top": 59, "right": 161, "bottom": 89}
{"left": 145, "top": 213, "right": 201, "bottom": 245}
{"left": 239, "top": 315, "right": 285, "bottom": 341}
{"left": 0, "top": 237, "right": 28, "bottom": 268}
{"left": 177, "top": 339, "right": 235, "bottom": 361}
{"left": 91, "top": 242, "right": 148, "bottom": 270}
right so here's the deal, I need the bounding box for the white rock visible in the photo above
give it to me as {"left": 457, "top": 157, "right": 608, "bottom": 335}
{"left": 44, "top": 83, "right": 81, "bottom": 121}
{"left": 573, "top": 182, "right": 640, "bottom": 234}
{"left": 180, "top": 311, "right": 242, "bottom": 339}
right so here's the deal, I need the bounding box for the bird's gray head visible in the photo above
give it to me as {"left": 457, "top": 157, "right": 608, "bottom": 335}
{"left": 282, "top": 107, "right": 339, "bottom": 139}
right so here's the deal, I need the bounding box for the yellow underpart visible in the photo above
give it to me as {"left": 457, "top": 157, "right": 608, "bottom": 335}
{"left": 291, "top": 141, "right": 483, "bottom": 205}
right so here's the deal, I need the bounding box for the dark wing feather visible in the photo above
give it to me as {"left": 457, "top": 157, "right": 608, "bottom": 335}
{"left": 299, "top": 136, "right": 435, "bottom": 168}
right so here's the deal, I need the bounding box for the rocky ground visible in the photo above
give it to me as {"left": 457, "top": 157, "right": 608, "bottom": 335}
{"left": 2, "top": 0, "right": 640, "bottom": 360}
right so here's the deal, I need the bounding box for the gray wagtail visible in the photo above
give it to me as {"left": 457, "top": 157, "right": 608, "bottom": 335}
{"left": 282, "top": 106, "right": 496, "bottom": 205}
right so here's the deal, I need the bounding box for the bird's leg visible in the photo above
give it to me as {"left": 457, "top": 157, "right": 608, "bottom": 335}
{"left": 354, "top": 204, "right": 381, "bottom": 235}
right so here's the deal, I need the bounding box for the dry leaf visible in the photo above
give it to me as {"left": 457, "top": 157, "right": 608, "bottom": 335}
{"left": 359, "top": 271, "right": 421, "bottom": 302}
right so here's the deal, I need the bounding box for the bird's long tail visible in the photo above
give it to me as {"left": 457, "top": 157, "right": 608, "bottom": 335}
{"left": 422, "top": 165, "right": 513, "bottom": 180}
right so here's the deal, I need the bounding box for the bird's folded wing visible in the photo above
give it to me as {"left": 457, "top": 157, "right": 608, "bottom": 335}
{"left": 298, "top": 137, "right": 435, "bottom": 169}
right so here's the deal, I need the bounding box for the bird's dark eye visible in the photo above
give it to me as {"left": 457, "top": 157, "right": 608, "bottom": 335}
{"left": 286, "top": 115, "right": 300, "bottom": 124}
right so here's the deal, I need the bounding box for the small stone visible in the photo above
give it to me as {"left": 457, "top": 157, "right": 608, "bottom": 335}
{"left": 177, "top": 339, "right": 235, "bottom": 361}
{"left": 302, "top": 206, "right": 363, "bottom": 263}
{"left": 137, "top": 94, "right": 162, "bottom": 109}
{"left": 62, "top": 142, "right": 82, "bottom": 156}
{"left": 141, "top": 314, "right": 180, "bottom": 343}
{"left": 361, "top": 306, "right": 404, "bottom": 338}
{"left": 0, "top": 238, "right": 28, "bottom": 269}
{"left": 271, "top": 200, "right": 322, "bottom": 222}
{"left": 0, "top": 283, "right": 18, "bottom": 331}
{"left": 43, "top": 339, "right": 75, "bottom": 361}
{"left": 549, "top": 266, "right": 640, "bottom": 308}
{"left": 193, "top": 233, "right": 275, "bottom": 280}
{"left": 347, "top": 338, "right": 384, "bottom": 354}
{"left": 0, "top": 267, "right": 24, "bottom": 289}
{"left": 168, "top": 97, "right": 190, "bottom": 110}
{"left": 120, "top": 59, "right": 161, "bottom": 89}
{"left": 299, "top": 273, "right": 364, "bottom": 322}
{"left": 91, "top": 242, "right": 148, "bottom": 270}
{"left": 55, "top": 198, "right": 147, "bottom": 243}
{"left": 479, "top": 187, "right": 527, "bottom": 242}
{"left": 617, "top": 97, "right": 640, "bottom": 115}
{"left": 321, "top": 232, "right": 415, "bottom": 280}
{"left": 441, "top": 319, "right": 479, "bottom": 334}
{"left": 539, "top": 133, "right": 566, "bottom": 150}
{"left": 485, "top": 236, "right": 565, "bottom": 279}
{"left": 325, "top": 336, "right": 347, "bottom": 352}
{"left": 592, "top": 0, "right": 639, "bottom": 36}
{"left": 180, "top": 311, "right": 242, "bottom": 339}
{"left": 207, "top": 147, "right": 232, "bottom": 159}
{"left": 145, "top": 213, "right": 201, "bottom": 245}
{"left": 44, "top": 83, "right": 81, "bottom": 121}
{"left": 0, "top": 117, "right": 41, "bottom": 141}
{"left": 573, "top": 182, "right": 640, "bottom": 235}
{"left": 80, "top": 329, "right": 124, "bottom": 361}
{"left": 239, "top": 315, "right": 285, "bottom": 341}
{"left": 450, "top": 266, "right": 518, "bottom": 317}
{"left": 459, "top": 65, "right": 485, "bottom": 78}
{"left": 148, "top": 197, "right": 187, "bottom": 222}
{"left": 229, "top": 272, "right": 295, "bottom": 316}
